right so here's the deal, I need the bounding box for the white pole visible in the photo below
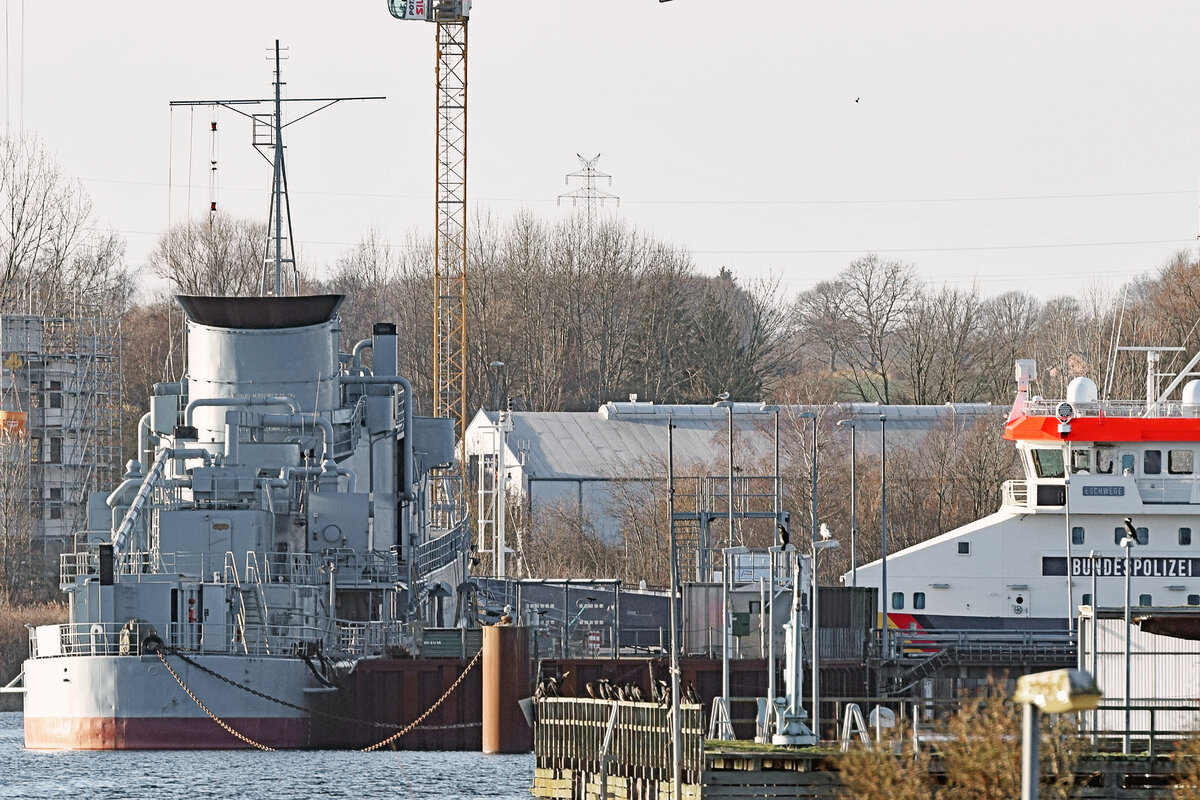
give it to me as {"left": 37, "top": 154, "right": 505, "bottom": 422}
{"left": 811, "top": 547, "right": 821, "bottom": 742}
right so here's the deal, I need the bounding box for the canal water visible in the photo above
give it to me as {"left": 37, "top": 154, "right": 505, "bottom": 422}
{"left": 0, "top": 713, "right": 533, "bottom": 799}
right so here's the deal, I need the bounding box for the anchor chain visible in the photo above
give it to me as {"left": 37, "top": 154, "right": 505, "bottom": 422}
{"left": 360, "top": 646, "right": 484, "bottom": 751}
{"left": 154, "top": 645, "right": 484, "bottom": 750}
{"left": 155, "top": 649, "right": 276, "bottom": 751}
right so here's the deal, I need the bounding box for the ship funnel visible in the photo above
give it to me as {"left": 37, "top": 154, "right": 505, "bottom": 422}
{"left": 1065, "top": 376, "right": 1098, "bottom": 405}
{"left": 1183, "top": 379, "right": 1200, "bottom": 417}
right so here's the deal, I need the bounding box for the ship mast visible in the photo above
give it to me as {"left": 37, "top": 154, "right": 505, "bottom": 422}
{"left": 170, "top": 42, "right": 384, "bottom": 296}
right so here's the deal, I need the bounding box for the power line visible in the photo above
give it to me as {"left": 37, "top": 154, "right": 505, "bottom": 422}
{"left": 690, "top": 238, "right": 1194, "bottom": 255}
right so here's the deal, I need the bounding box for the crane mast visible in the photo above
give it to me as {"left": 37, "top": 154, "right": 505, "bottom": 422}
{"left": 387, "top": 0, "right": 470, "bottom": 450}
{"left": 433, "top": 12, "right": 468, "bottom": 444}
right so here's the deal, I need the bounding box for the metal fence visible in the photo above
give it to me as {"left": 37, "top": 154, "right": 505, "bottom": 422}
{"left": 535, "top": 697, "right": 705, "bottom": 786}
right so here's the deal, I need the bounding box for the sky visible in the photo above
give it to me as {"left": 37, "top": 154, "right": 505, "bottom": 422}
{"left": 7, "top": 1, "right": 1200, "bottom": 302}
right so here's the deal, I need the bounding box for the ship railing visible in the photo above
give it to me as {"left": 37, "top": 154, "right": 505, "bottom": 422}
{"left": 259, "top": 551, "right": 320, "bottom": 585}
{"left": 318, "top": 548, "right": 400, "bottom": 586}
{"left": 414, "top": 521, "right": 469, "bottom": 578}
{"left": 1134, "top": 476, "right": 1195, "bottom": 504}
{"left": 882, "top": 628, "right": 1076, "bottom": 660}
{"left": 1023, "top": 399, "right": 1193, "bottom": 418}
{"left": 164, "top": 621, "right": 331, "bottom": 657}
{"left": 28, "top": 621, "right": 162, "bottom": 658}
{"left": 335, "top": 619, "right": 421, "bottom": 657}
{"left": 59, "top": 547, "right": 159, "bottom": 585}
{"left": 1001, "top": 479, "right": 1029, "bottom": 508}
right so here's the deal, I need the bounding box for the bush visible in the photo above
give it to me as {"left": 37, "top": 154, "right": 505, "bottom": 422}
{"left": 839, "top": 680, "right": 1083, "bottom": 800}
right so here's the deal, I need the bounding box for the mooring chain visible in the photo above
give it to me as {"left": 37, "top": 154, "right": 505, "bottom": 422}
{"left": 155, "top": 649, "right": 276, "bottom": 751}
{"left": 360, "top": 646, "right": 484, "bottom": 752}
{"left": 155, "top": 645, "right": 483, "bottom": 750}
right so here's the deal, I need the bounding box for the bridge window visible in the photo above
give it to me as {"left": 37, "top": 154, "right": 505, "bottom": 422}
{"left": 1032, "top": 449, "right": 1064, "bottom": 478}
{"left": 1082, "top": 593, "right": 1092, "bottom": 606}
{"left": 1138, "top": 593, "right": 1152, "bottom": 606}
{"left": 1121, "top": 453, "right": 1136, "bottom": 475}
{"left": 891, "top": 592, "right": 904, "bottom": 610}
{"left": 1144, "top": 450, "right": 1162, "bottom": 475}
{"left": 1189, "top": 595, "right": 1200, "bottom": 606}
{"left": 1114, "top": 526, "right": 1149, "bottom": 546}
{"left": 1181, "top": 527, "right": 1193, "bottom": 546}
{"left": 1170, "top": 450, "right": 1195, "bottom": 475}
{"left": 1070, "top": 449, "right": 1091, "bottom": 473}
{"left": 957, "top": 541, "right": 970, "bottom": 555}
{"left": 1096, "top": 449, "right": 1114, "bottom": 474}
{"left": 913, "top": 592, "right": 926, "bottom": 610}
{"left": 1071, "top": 526, "right": 1085, "bottom": 545}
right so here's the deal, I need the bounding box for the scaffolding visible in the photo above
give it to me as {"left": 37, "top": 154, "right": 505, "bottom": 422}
{"left": 0, "top": 312, "right": 121, "bottom": 551}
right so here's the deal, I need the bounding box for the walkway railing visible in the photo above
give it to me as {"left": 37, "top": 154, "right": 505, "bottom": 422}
{"left": 535, "top": 697, "right": 705, "bottom": 787}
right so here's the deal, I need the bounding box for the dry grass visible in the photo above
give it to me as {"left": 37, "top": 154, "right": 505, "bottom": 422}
{"left": 839, "top": 680, "right": 1084, "bottom": 800}
{"left": 0, "top": 601, "right": 66, "bottom": 711}
{"left": 1173, "top": 734, "right": 1200, "bottom": 799}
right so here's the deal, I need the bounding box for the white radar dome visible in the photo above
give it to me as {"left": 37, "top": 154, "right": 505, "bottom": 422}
{"left": 1065, "top": 376, "right": 1098, "bottom": 405}
{"left": 1182, "top": 380, "right": 1200, "bottom": 416}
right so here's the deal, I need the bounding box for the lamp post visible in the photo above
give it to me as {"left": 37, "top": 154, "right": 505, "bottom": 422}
{"left": 812, "top": 530, "right": 840, "bottom": 742}
{"left": 1120, "top": 516, "right": 1137, "bottom": 755}
{"left": 666, "top": 415, "right": 682, "bottom": 799}
{"left": 879, "top": 414, "right": 889, "bottom": 655}
{"left": 835, "top": 418, "right": 857, "bottom": 587}
{"left": 1014, "top": 668, "right": 1102, "bottom": 800}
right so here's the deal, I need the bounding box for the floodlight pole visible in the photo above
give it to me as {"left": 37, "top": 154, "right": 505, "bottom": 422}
{"left": 667, "top": 415, "right": 682, "bottom": 799}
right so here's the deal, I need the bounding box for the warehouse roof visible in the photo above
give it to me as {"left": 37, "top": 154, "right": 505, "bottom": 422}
{"left": 465, "top": 402, "right": 1004, "bottom": 481}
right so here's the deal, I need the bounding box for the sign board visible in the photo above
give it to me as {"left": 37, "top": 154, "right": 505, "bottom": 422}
{"left": 387, "top": 0, "right": 431, "bottom": 20}
{"left": 1043, "top": 555, "right": 1200, "bottom": 578}
{"left": 586, "top": 630, "right": 601, "bottom": 649}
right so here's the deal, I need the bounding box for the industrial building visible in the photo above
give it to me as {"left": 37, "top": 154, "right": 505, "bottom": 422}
{"left": 0, "top": 312, "right": 121, "bottom": 550}
{"left": 464, "top": 399, "right": 1003, "bottom": 540}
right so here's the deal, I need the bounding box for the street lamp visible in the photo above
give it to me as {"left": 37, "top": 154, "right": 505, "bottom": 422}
{"left": 835, "top": 418, "right": 857, "bottom": 587}
{"left": 1014, "top": 668, "right": 1102, "bottom": 800}
{"left": 880, "top": 414, "right": 889, "bottom": 656}
{"left": 1120, "top": 516, "right": 1137, "bottom": 755}
{"left": 812, "top": 527, "right": 840, "bottom": 743}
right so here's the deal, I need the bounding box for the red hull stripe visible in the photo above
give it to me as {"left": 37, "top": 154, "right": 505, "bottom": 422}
{"left": 1004, "top": 414, "right": 1200, "bottom": 443}
{"left": 24, "top": 715, "right": 311, "bottom": 750}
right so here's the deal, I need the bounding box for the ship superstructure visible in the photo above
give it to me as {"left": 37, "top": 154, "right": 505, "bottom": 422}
{"left": 19, "top": 294, "right": 471, "bottom": 749}
{"left": 855, "top": 351, "right": 1200, "bottom": 634}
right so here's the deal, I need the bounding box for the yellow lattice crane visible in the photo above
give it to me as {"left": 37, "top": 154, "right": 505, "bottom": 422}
{"left": 387, "top": 0, "right": 471, "bottom": 447}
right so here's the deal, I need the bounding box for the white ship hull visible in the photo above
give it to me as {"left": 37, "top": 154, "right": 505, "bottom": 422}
{"left": 23, "top": 653, "right": 316, "bottom": 750}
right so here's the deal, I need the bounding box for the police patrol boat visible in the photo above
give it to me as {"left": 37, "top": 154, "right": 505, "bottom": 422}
{"left": 854, "top": 351, "right": 1200, "bottom": 634}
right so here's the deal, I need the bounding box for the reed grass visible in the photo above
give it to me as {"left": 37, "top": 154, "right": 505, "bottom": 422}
{"left": 0, "top": 602, "right": 66, "bottom": 712}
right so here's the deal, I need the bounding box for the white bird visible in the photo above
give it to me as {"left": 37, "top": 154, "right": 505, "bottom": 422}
{"left": 819, "top": 523, "right": 833, "bottom": 540}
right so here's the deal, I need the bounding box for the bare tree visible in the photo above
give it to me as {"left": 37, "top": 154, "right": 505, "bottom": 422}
{"left": 0, "top": 133, "right": 130, "bottom": 315}
{"left": 793, "top": 255, "right": 918, "bottom": 403}
{"left": 148, "top": 213, "right": 271, "bottom": 296}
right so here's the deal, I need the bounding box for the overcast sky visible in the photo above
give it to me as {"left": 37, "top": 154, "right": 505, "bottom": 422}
{"left": 7, "top": 1, "right": 1200, "bottom": 301}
